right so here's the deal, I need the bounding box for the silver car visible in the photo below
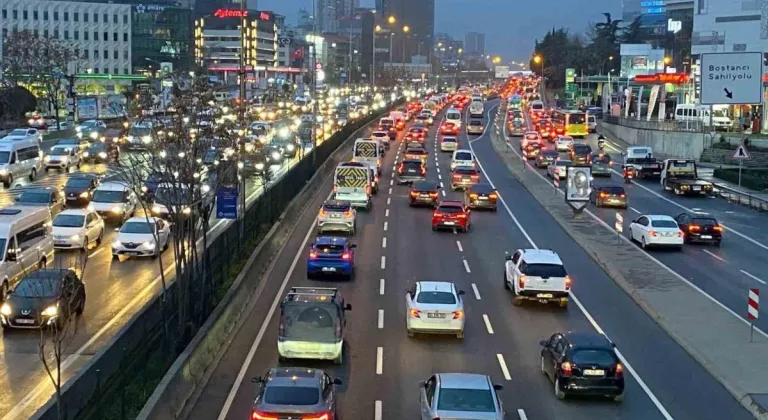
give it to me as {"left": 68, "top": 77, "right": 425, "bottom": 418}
{"left": 467, "top": 120, "right": 484, "bottom": 135}
{"left": 252, "top": 367, "right": 341, "bottom": 419}
{"left": 420, "top": 373, "right": 505, "bottom": 420}
{"left": 317, "top": 200, "right": 357, "bottom": 235}
{"left": 547, "top": 159, "right": 572, "bottom": 180}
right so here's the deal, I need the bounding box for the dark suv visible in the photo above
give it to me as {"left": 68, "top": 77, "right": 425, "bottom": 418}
{"left": 569, "top": 143, "right": 593, "bottom": 166}
{"left": 251, "top": 367, "right": 342, "bottom": 420}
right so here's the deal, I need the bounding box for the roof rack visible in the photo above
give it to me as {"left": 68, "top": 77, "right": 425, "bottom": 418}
{"left": 287, "top": 286, "right": 338, "bottom": 296}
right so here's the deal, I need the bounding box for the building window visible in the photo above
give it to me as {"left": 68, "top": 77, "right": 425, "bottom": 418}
{"left": 12, "top": 10, "right": 17, "bottom": 20}
{"left": 74, "top": 31, "right": 79, "bottom": 40}
{"left": 113, "top": 14, "right": 117, "bottom": 24}
{"left": 113, "top": 32, "right": 118, "bottom": 42}
{"left": 64, "top": 11, "right": 68, "bottom": 21}
{"left": 83, "top": 50, "right": 88, "bottom": 58}
{"left": 123, "top": 67, "right": 129, "bottom": 74}
{"left": 1, "top": 10, "right": 6, "bottom": 19}
{"left": 74, "top": 12, "right": 79, "bottom": 22}
{"left": 113, "top": 67, "right": 118, "bottom": 75}
{"left": 93, "top": 49, "right": 98, "bottom": 58}
{"left": 22, "top": 10, "right": 27, "bottom": 20}
{"left": 103, "top": 13, "right": 108, "bottom": 23}
{"left": 104, "top": 32, "right": 108, "bottom": 41}
{"left": 83, "top": 12, "right": 87, "bottom": 22}
{"left": 53, "top": 11, "right": 58, "bottom": 21}
{"left": 64, "top": 30, "right": 69, "bottom": 40}
{"left": 95, "top": 13, "right": 99, "bottom": 23}
{"left": 43, "top": 11, "right": 48, "bottom": 21}
{"left": 123, "top": 33, "right": 128, "bottom": 42}
{"left": 33, "top": 10, "right": 38, "bottom": 20}
{"left": 94, "top": 67, "right": 99, "bottom": 74}
{"left": 84, "top": 31, "right": 88, "bottom": 40}
{"left": 43, "top": 29, "right": 48, "bottom": 38}
{"left": 53, "top": 29, "right": 59, "bottom": 39}
{"left": 103, "top": 50, "right": 108, "bottom": 59}
{"left": 33, "top": 29, "right": 38, "bottom": 37}
{"left": 123, "top": 14, "right": 128, "bottom": 24}
{"left": 123, "top": 50, "right": 128, "bottom": 59}
{"left": 113, "top": 50, "right": 118, "bottom": 59}
{"left": 94, "top": 31, "right": 98, "bottom": 41}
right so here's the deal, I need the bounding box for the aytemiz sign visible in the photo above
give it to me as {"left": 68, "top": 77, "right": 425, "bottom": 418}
{"left": 213, "top": 9, "right": 247, "bottom": 18}
{"left": 633, "top": 73, "right": 689, "bottom": 84}
{"left": 700, "top": 52, "right": 763, "bottom": 105}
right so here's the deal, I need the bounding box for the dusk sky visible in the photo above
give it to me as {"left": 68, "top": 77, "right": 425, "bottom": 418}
{"left": 256, "top": 0, "right": 621, "bottom": 62}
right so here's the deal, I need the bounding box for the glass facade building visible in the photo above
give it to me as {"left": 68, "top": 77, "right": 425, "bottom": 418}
{"left": 131, "top": 4, "right": 192, "bottom": 71}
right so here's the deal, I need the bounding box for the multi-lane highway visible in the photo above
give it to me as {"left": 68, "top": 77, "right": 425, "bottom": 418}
{"left": 503, "top": 105, "right": 768, "bottom": 335}
{"left": 185, "top": 102, "right": 750, "bottom": 419}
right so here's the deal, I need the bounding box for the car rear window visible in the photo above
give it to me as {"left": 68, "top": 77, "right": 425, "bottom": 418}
{"left": 455, "top": 152, "right": 472, "bottom": 160}
{"left": 592, "top": 154, "right": 611, "bottom": 163}
{"left": 437, "top": 388, "right": 495, "bottom": 412}
{"left": 437, "top": 205, "right": 463, "bottom": 213}
{"left": 573, "top": 145, "right": 592, "bottom": 155}
{"left": 692, "top": 218, "right": 718, "bottom": 226}
{"left": 520, "top": 263, "right": 567, "bottom": 278}
{"left": 442, "top": 137, "right": 457, "bottom": 143}
{"left": 315, "top": 244, "right": 345, "bottom": 252}
{"left": 454, "top": 168, "right": 477, "bottom": 175}
{"left": 651, "top": 220, "right": 678, "bottom": 228}
{"left": 469, "top": 120, "right": 482, "bottom": 126}
{"left": 407, "top": 149, "right": 426, "bottom": 155}
{"left": 541, "top": 150, "right": 559, "bottom": 157}
{"left": 600, "top": 186, "right": 625, "bottom": 194}
{"left": 525, "top": 134, "right": 538, "bottom": 139}
{"left": 470, "top": 184, "right": 494, "bottom": 194}
{"left": 571, "top": 349, "right": 617, "bottom": 366}
{"left": 413, "top": 181, "right": 437, "bottom": 190}
{"left": 416, "top": 291, "right": 456, "bottom": 304}
{"left": 263, "top": 386, "right": 320, "bottom": 405}
{"left": 403, "top": 161, "right": 423, "bottom": 170}
{"left": 323, "top": 202, "right": 350, "bottom": 212}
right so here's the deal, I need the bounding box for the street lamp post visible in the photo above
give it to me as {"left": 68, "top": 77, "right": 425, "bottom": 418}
{"left": 601, "top": 56, "right": 614, "bottom": 75}
{"left": 533, "top": 54, "right": 543, "bottom": 78}
{"left": 374, "top": 25, "right": 381, "bottom": 89}
{"left": 402, "top": 25, "right": 410, "bottom": 77}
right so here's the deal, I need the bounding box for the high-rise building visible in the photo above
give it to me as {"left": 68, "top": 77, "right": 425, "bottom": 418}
{"left": 379, "top": 0, "right": 434, "bottom": 62}
{"left": 464, "top": 32, "right": 485, "bottom": 56}
{"left": 622, "top": 0, "right": 668, "bottom": 37}
{"left": 316, "top": 0, "right": 359, "bottom": 33}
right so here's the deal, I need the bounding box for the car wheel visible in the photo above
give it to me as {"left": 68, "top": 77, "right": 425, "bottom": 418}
{"left": 112, "top": 254, "right": 119, "bottom": 261}
{"left": 278, "top": 355, "right": 287, "bottom": 363}
{"left": 613, "top": 393, "right": 625, "bottom": 403}
{"left": 456, "top": 330, "right": 464, "bottom": 339}
{"left": 503, "top": 270, "right": 510, "bottom": 289}
{"left": 540, "top": 355, "right": 548, "bottom": 377}
{"left": 96, "top": 230, "right": 104, "bottom": 246}
{"left": 431, "top": 225, "right": 437, "bottom": 232}
{"left": 407, "top": 329, "right": 414, "bottom": 338}
{"left": 29, "top": 169, "right": 36, "bottom": 182}
{"left": 1, "top": 177, "right": 9, "bottom": 189}
{"left": 715, "top": 240, "right": 721, "bottom": 247}
{"left": 559, "top": 299, "right": 568, "bottom": 308}
{"left": 82, "top": 236, "right": 89, "bottom": 251}
{"left": 641, "top": 236, "right": 648, "bottom": 249}
{"left": 333, "top": 351, "right": 343, "bottom": 365}
{"left": 554, "top": 378, "right": 566, "bottom": 400}
{"left": 44, "top": 168, "right": 49, "bottom": 174}
{"left": 75, "top": 297, "right": 85, "bottom": 315}
{"left": 595, "top": 199, "right": 601, "bottom": 208}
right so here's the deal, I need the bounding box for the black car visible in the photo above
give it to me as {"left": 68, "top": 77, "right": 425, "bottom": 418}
{"left": 409, "top": 181, "right": 440, "bottom": 207}
{"left": 590, "top": 185, "right": 628, "bottom": 209}
{"left": 539, "top": 331, "right": 625, "bottom": 402}
{"left": 536, "top": 149, "right": 559, "bottom": 168}
{"left": 83, "top": 142, "right": 119, "bottom": 164}
{"left": 251, "top": 368, "right": 342, "bottom": 420}
{"left": 1, "top": 269, "right": 86, "bottom": 330}
{"left": 15, "top": 187, "right": 65, "bottom": 216}
{"left": 675, "top": 212, "right": 722, "bottom": 246}
{"left": 63, "top": 174, "right": 99, "bottom": 206}
{"left": 464, "top": 183, "right": 498, "bottom": 211}
{"left": 264, "top": 144, "right": 286, "bottom": 164}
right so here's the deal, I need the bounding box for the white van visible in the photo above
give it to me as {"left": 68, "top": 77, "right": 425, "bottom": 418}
{"left": 0, "top": 138, "right": 42, "bottom": 188}
{"left": 451, "top": 149, "right": 476, "bottom": 171}
{"left": 587, "top": 114, "right": 597, "bottom": 133}
{"left": 334, "top": 162, "right": 372, "bottom": 210}
{"left": 445, "top": 108, "right": 462, "bottom": 128}
{"left": 352, "top": 139, "right": 382, "bottom": 174}
{"left": 469, "top": 101, "right": 484, "bottom": 118}
{"left": 0, "top": 207, "right": 55, "bottom": 297}
{"left": 674, "top": 104, "right": 733, "bottom": 129}
{"left": 89, "top": 181, "right": 138, "bottom": 224}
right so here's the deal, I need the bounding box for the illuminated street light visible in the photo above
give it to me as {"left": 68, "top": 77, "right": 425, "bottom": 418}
{"left": 533, "top": 55, "right": 542, "bottom": 64}
{"left": 403, "top": 25, "right": 410, "bottom": 33}
{"left": 388, "top": 16, "right": 396, "bottom": 24}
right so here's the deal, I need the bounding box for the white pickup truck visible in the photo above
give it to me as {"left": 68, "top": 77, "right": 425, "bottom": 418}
{"left": 504, "top": 249, "right": 570, "bottom": 308}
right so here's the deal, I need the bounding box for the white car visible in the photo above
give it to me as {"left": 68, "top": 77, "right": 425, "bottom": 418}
{"left": 555, "top": 135, "right": 574, "bottom": 152}
{"left": 89, "top": 181, "right": 138, "bottom": 223}
{"left": 504, "top": 249, "right": 570, "bottom": 307}
{"left": 419, "top": 111, "right": 434, "bottom": 125}
{"left": 52, "top": 209, "right": 105, "bottom": 250}
{"left": 440, "top": 137, "right": 458, "bottom": 152}
{"left": 111, "top": 216, "right": 171, "bottom": 259}
{"left": 450, "top": 149, "right": 475, "bottom": 171}
{"left": 546, "top": 159, "right": 571, "bottom": 179}
{"left": 406, "top": 281, "right": 466, "bottom": 338}
{"left": 1, "top": 128, "right": 41, "bottom": 144}
{"left": 371, "top": 131, "right": 390, "bottom": 149}
{"left": 628, "top": 214, "right": 684, "bottom": 250}
{"left": 44, "top": 145, "right": 81, "bottom": 172}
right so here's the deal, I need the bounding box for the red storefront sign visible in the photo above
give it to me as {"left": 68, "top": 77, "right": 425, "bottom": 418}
{"left": 213, "top": 9, "right": 248, "bottom": 18}
{"left": 632, "top": 73, "right": 689, "bottom": 84}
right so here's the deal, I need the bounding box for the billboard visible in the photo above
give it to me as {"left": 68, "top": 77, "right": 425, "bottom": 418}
{"left": 494, "top": 66, "right": 510, "bottom": 79}
{"left": 77, "top": 98, "right": 98, "bottom": 120}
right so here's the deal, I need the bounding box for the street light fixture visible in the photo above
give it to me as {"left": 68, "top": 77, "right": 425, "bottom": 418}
{"left": 533, "top": 54, "right": 544, "bottom": 78}
{"left": 388, "top": 16, "right": 396, "bottom": 24}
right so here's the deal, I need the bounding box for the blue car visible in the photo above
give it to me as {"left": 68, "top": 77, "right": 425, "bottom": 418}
{"left": 307, "top": 237, "right": 356, "bottom": 280}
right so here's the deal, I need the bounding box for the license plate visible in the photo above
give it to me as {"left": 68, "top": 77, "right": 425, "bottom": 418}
{"left": 443, "top": 221, "right": 455, "bottom": 225}
{"left": 125, "top": 251, "right": 140, "bottom": 255}
{"left": 66, "top": 197, "right": 76, "bottom": 200}
{"left": 478, "top": 196, "right": 488, "bottom": 200}
{"left": 536, "top": 293, "right": 553, "bottom": 298}
{"left": 584, "top": 369, "right": 605, "bottom": 376}
{"left": 701, "top": 235, "right": 712, "bottom": 239}
{"left": 420, "top": 194, "right": 430, "bottom": 197}
{"left": 693, "top": 186, "right": 701, "bottom": 191}
{"left": 322, "top": 267, "right": 336, "bottom": 272}
{"left": 15, "top": 319, "right": 34, "bottom": 324}
{"left": 408, "top": 169, "right": 416, "bottom": 173}
{"left": 54, "top": 241, "right": 67, "bottom": 245}
{"left": 427, "top": 313, "right": 445, "bottom": 319}
{"left": 299, "top": 343, "right": 320, "bottom": 350}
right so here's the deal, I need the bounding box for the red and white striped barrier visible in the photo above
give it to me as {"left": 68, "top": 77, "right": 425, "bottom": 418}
{"left": 748, "top": 288, "right": 759, "bottom": 320}
{"left": 615, "top": 212, "right": 623, "bottom": 233}
{"left": 553, "top": 176, "right": 559, "bottom": 189}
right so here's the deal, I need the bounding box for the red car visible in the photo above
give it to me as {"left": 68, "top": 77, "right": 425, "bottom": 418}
{"left": 405, "top": 128, "right": 426, "bottom": 141}
{"left": 431, "top": 201, "right": 471, "bottom": 232}
{"left": 395, "top": 118, "right": 406, "bottom": 130}
{"left": 440, "top": 122, "right": 458, "bottom": 135}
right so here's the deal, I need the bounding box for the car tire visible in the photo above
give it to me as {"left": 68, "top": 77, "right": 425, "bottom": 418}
{"left": 96, "top": 230, "right": 103, "bottom": 246}
{"left": 76, "top": 297, "right": 85, "bottom": 315}
{"left": 29, "top": 169, "right": 36, "bottom": 182}
{"left": 503, "top": 270, "right": 510, "bottom": 290}
{"left": 431, "top": 225, "right": 437, "bottom": 232}
{"left": 613, "top": 393, "right": 625, "bottom": 403}
{"left": 559, "top": 299, "right": 568, "bottom": 308}
{"left": 540, "top": 355, "right": 548, "bottom": 377}
{"left": 333, "top": 351, "right": 343, "bottom": 365}
{"left": 715, "top": 240, "right": 721, "bottom": 247}
{"left": 641, "top": 237, "right": 648, "bottom": 249}
{"left": 112, "top": 254, "right": 119, "bottom": 261}
{"left": 407, "top": 329, "right": 414, "bottom": 338}
{"left": 1, "top": 177, "right": 9, "bottom": 189}
{"left": 278, "top": 355, "right": 287, "bottom": 363}
{"left": 456, "top": 330, "right": 464, "bottom": 339}
{"left": 512, "top": 296, "right": 523, "bottom": 306}
{"left": 555, "top": 378, "right": 566, "bottom": 400}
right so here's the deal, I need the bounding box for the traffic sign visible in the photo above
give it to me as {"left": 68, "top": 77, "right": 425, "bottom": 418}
{"left": 279, "top": 37, "right": 291, "bottom": 45}
{"left": 700, "top": 52, "right": 763, "bottom": 105}
{"left": 733, "top": 144, "right": 751, "bottom": 160}
{"left": 216, "top": 187, "right": 238, "bottom": 219}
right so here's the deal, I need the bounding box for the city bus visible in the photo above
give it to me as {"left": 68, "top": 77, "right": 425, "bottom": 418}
{"left": 551, "top": 109, "right": 588, "bottom": 138}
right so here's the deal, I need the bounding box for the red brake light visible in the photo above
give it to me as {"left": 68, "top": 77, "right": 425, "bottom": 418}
{"left": 429, "top": 192, "right": 438, "bottom": 198}
{"left": 319, "top": 208, "right": 327, "bottom": 216}
{"left": 469, "top": 193, "right": 479, "bottom": 199}
{"left": 565, "top": 275, "right": 572, "bottom": 291}
{"left": 365, "top": 185, "right": 371, "bottom": 195}
{"left": 615, "top": 363, "right": 624, "bottom": 377}
{"left": 599, "top": 192, "right": 608, "bottom": 198}
{"left": 410, "top": 191, "right": 418, "bottom": 197}
{"left": 713, "top": 225, "right": 723, "bottom": 232}
{"left": 689, "top": 224, "right": 701, "bottom": 232}
{"left": 561, "top": 361, "right": 573, "bottom": 376}
{"left": 489, "top": 193, "right": 498, "bottom": 199}
{"left": 252, "top": 411, "right": 279, "bottom": 420}
{"left": 518, "top": 275, "right": 526, "bottom": 290}
{"left": 341, "top": 252, "right": 351, "bottom": 260}
{"left": 649, "top": 230, "right": 658, "bottom": 237}
{"left": 420, "top": 167, "right": 426, "bottom": 175}
{"left": 453, "top": 310, "right": 464, "bottom": 319}
{"left": 410, "top": 309, "right": 421, "bottom": 318}
{"left": 309, "top": 250, "right": 318, "bottom": 259}
{"left": 471, "top": 175, "right": 479, "bottom": 180}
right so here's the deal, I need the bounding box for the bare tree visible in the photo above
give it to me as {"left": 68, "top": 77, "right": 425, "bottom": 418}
{"left": 2, "top": 30, "right": 81, "bottom": 128}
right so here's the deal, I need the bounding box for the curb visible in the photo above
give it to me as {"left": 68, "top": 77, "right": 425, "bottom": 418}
{"left": 488, "top": 121, "right": 768, "bottom": 420}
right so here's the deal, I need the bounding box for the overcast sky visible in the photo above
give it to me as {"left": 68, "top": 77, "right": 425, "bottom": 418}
{"left": 256, "top": 0, "right": 621, "bottom": 62}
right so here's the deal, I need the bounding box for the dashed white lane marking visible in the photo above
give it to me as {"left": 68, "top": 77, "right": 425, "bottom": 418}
{"left": 376, "top": 347, "right": 384, "bottom": 374}
{"left": 456, "top": 240, "right": 463, "bottom": 252}
{"left": 378, "top": 309, "right": 384, "bottom": 329}
{"left": 383, "top": 221, "right": 388, "bottom": 231}
{"left": 702, "top": 249, "right": 726, "bottom": 262}
{"left": 385, "top": 208, "right": 390, "bottom": 217}
{"left": 439, "top": 182, "right": 444, "bottom": 188}
{"left": 438, "top": 174, "right": 442, "bottom": 180}
{"left": 374, "top": 400, "right": 383, "bottom": 420}
{"left": 462, "top": 259, "right": 471, "bottom": 273}
{"left": 382, "top": 237, "right": 387, "bottom": 248}
{"left": 496, "top": 354, "right": 512, "bottom": 380}
{"left": 471, "top": 283, "right": 481, "bottom": 300}
{"left": 88, "top": 248, "right": 104, "bottom": 259}
{"left": 482, "top": 314, "right": 494, "bottom": 334}
{"left": 436, "top": 167, "right": 440, "bottom": 173}
{"left": 389, "top": 179, "right": 393, "bottom": 186}
{"left": 380, "top": 256, "right": 386, "bottom": 269}
{"left": 388, "top": 187, "right": 392, "bottom": 194}
{"left": 518, "top": 409, "right": 529, "bottom": 420}
{"left": 629, "top": 207, "right": 641, "bottom": 213}
{"left": 379, "top": 278, "right": 386, "bottom": 295}
{"left": 441, "top": 190, "right": 446, "bottom": 197}
{"left": 386, "top": 197, "right": 391, "bottom": 205}
{"left": 741, "top": 270, "right": 767, "bottom": 285}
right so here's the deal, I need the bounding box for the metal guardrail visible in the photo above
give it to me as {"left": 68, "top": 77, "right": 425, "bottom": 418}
{"left": 711, "top": 182, "right": 768, "bottom": 212}
{"left": 603, "top": 115, "right": 713, "bottom": 133}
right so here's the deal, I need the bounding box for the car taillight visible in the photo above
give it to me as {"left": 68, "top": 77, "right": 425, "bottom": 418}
{"left": 420, "top": 167, "right": 426, "bottom": 175}
{"left": 561, "top": 361, "right": 573, "bottom": 376}
{"left": 470, "top": 193, "right": 478, "bottom": 199}
{"left": 689, "top": 224, "right": 701, "bottom": 232}
{"left": 303, "top": 412, "right": 331, "bottom": 420}
{"left": 615, "top": 363, "right": 624, "bottom": 377}
{"left": 252, "top": 411, "right": 279, "bottom": 420}
{"left": 453, "top": 310, "right": 464, "bottom": 319}
{"left": 618, "top": 193, "right": 625, "bottom": 198}
{"left": 410, "top": 191, "right": 419, "bottom": 197}
{"left": 471, "top": 175, "right": 479, "bottom": 180}
{"left": 599, "top": 192, "right": 608, "bottom": 198}
{"left": 410, "top": 309, "right": 421, "bottom": 318}
{"left": 518, "top": 275, "right": 526, "bottom": 289}
{"left": 309, "top": 251, "right": 318, "bottom": 259}
{"left": 333, "top": 185, "right": 337, "bottom": 192}
{"left": 433, "top": 212, "right": 442, "bottom": 218}
{"left": 678, "top": 231, "right": 684, "bottom": 237}
{"left": 319, "top": 208, "right": 327, "bottom": 217}
{"left": 365, "top": 185, "right": 371, "bottom": 195}
{"left": 429, "top": 192, "right": 438, "bottom": 198}
{"left": 456, "top": 213, "right": 467, "bottom": 218}
{"left": 398, "top": 163, "right": 404, "bottom": 173}
{"left": 453, "top": 174, "right": 461, "bottom": 179}
{"left": 713, "top": 225, "right": 723, "bottom": 232}
{"left": 489, "top": 193, "right": 498, "bottom": 199}
{"left": 649, "top": 230, "right": 658, "bottom": 237}
{"left": 565, "top": 275, "right": 571, "bottom": 290}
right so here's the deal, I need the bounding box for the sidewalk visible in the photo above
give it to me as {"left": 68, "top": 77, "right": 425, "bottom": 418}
{"left": 489, "top": 111, "right": 768, "bottom": 419}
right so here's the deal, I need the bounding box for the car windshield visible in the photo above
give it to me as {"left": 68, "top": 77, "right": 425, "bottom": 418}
{"left": 121, "top": 221, "right": 154, "bottom": 234}
{"left": 521, "top": 263, "right": 567, "bottom": 278}
{"left": 0, "top": 238, "right": 5, "bottom": 260}
{"left": 571, "top": 349, "right": 617, "bottom": 366}
{"left": 651, "top": 220, "right": 678, "bottom": 228}
{"left": 569, "top": 113, "right": 586, "bottom": 124}
{"left": 14, "top": 277, "right": 61, "bottom": 298}
{"left": 129, "top": 126, "right": 151, "bottom": 136}
{"left": 692, "top": 217, "right": 718, "bottom": 226}
{"left": 18, "top": 192, "right": 50, "bottom": 203}
{"left": 455, "top": 152, "right": 472, "bottom": 161}
{"left": 447, "top": 113, "right": 460, "bottom": 120}
{"left": 437, "top": 388, "right": 496, "bottom": 412}
{"left": 92, "top": 190, "right": 125, "bottom": 203}
{"left": 416, "top": 291, "right": 456, "bottom": 304}
{"left": 541, "top": 151, "right": 558, "bottom": 158}
{"left": 81, "top": 121, "right": 98, "bottom": 128}
{"left": 0, "top": 152, "right": 10, "bottom": 164}
{"left": 437, "top": 205, "right": 463, "bottom": 213}
{"left": 155, "top": 187, "right": 190, "bottom": 205}
{"left": 66, "top": 179, "right": 91, "bottom": 188}
{"left": 573, "top": 145, "right": 591, "bottom": 155}
{"left": 88, "top": 143, "right": 106, "bottom": 152}
{"left": 280, "top": 303, "right": 340, "bottom": 341}
{"left": 53, "top": 214, "right": 85, "bottom": 227}
{"left": 263, "top": 386, "right": 319, "bottom": 405}
{"left": 11, "top": 129, "right": 30, "bottom": 136}
{"left": 50, "top": 148, "right": 70, "bottom": 156}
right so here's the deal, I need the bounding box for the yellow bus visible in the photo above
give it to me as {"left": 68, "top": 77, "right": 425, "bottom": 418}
{"left": 551, "top": 109, "right": 588, "bottom": 138}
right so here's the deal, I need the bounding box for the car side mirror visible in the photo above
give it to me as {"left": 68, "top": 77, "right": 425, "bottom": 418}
{"left": 345, "top": 303, "right": 352, "bottom": 311}
{"left": 251, "top": 376, "right": 263, "bottom": 383}
{"left": 539, "top": 339, "right": 548, "bottom": 346}
{"left": 458, "top": 290, "right": 465, "bottom": 295}
{"left": 333, "top": 378, "right": 343, "bottom": 385}
{"left": 418, "top": 381, "right": 426, "bottom": 388}
{"left": 114, "top": 227, "right": 120, "bottom": 232}
{"left": 493, "top": 384, "right": 504, "bottom": 391}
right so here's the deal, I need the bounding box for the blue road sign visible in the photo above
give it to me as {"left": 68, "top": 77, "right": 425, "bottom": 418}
{"left": 216, "top": 187, "right": 238, "bottom": 219}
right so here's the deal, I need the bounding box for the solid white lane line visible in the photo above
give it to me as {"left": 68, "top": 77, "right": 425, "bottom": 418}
{"left": 518, "top": 409, "right": 529, "bottom": 420}
{"left": 741, "top": 270, "right": 767, "bottom": 285}
{"left": 441, "top": 190, "right": 446, "bottom": 197}
{"left": 382, "top": 237, "right": 387, "bottom": 248}
{"left": 374, "top": 400, "right": 383, "bottom": 420}
{"left": 385, "top": 208, "right": 390, "bottom": 217}
{"left": 496, "top": 354, "right": 512, "bottom": 380}
{"left": 471, "top": 283, "right": 481, "bottom": 300}
{"left": 378, "top": 309, "right": 384, "bottom": 329}
{"left": 379, "top": 278, "right": 386, "bottom": 295}
{"left": 381, "top": 256, "right": 386, "bottom": 269}
{"left": 383, "top": 221, "right": 388, "bottom": 231}
{"left": 376, "top": 347, "right": 384, "bottom": 374}
{"left": 387, "top": 197, "right": 391, "bottom": 205}
{"left": 482, "top": 314, "right": 494, "bottom": 334}
{"left": 88, "top": 248, "right": 104, "bottom": 259}
{"left": 629, "top": 207, "right": 641, "bottom": 213}
{"left": 388, "top": 187, "right": 392, "bottom": 194}
{"left": 702, "top": 249, "right": 726, "bottom": 262}
{"left": 456, "top": 240, "right": 463, "bottom": 252}
{"left": 462, "top": 259, "right": 471, "bottom": 273}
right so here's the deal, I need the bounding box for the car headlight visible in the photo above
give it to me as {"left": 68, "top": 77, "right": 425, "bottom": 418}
{"left": 127, "top": 135, "right": 135, "bottom": 142}
{"left": 0, "top": 169, "right": 7, "bottom": 176}
{"left": 286, "top": 144, "right": 295, "bottom": 151}
{"left": 83, "top": 151, "right": 90, "bottom": 157}
{"left": 44, "top": 156, "right": 51, "bottom": 162}
{"left": 112, "top": 240, "right": 121, "bottom": 248}
{"left": 77, "top": 132, "right": 83, "bottom": 138}
{"left": 141, "top": 135, "right": 152, "bottom": 144}
{"left": 152, "top": 206, "right": 163, "bottom": 213}
{"left": 141, "top": 185, "right": 148, "bottom": 193}
{"left": 98, "top": 152, "right": 107, "bottom": 159}
{"left": 142, "top": 241, "right": 155, "bottom": 249}
{"left": 79, "top": 192, "right": 89, "bottom": 198}
{"left": 90, "top": 132, "right": 98, "bottom": 139}
{"left": 271, "top": 152, "right": 281, "bottom": 160}
{"left": 245, "top": 143, "right": 254, "bottom": 152}
{"left": 75, "top": 126, "right": 82, "bottom": 132}
{"left": 70, "top": 234, "right": 80, "bottom": 241}
{"left": 111, "top": 206, "right": 123, "bottom": 213}
{"left": 1, "top": 303, "right": 11, "bottom": 316}
{"left": 42, "top": 305, "right": 58, "bottom": 317}
{"left": 182, "top": 207, "right": 191, "bottom": 215}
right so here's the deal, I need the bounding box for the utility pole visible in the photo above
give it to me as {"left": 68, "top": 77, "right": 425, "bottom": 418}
{"left": 311, "top": 0, "right": 318, "bottom": 170}
{"left": 238, "top": 0, "right": 246, "bottom": 125}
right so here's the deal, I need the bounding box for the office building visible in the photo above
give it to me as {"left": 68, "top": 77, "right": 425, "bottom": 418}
{"left": 316, "top": 0, "right": 359, "bottom": 33}
{"left": 622, "top": 0, "right": 668, "bottom": 38}
{"left": 379, "top": 0, "right": 434, "bottom": 63}
{"left": 130, "top": 3, "right": 193, "bottom": 72}
{"left": 464, "top": 32, "right": 484, "bottom": 56}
